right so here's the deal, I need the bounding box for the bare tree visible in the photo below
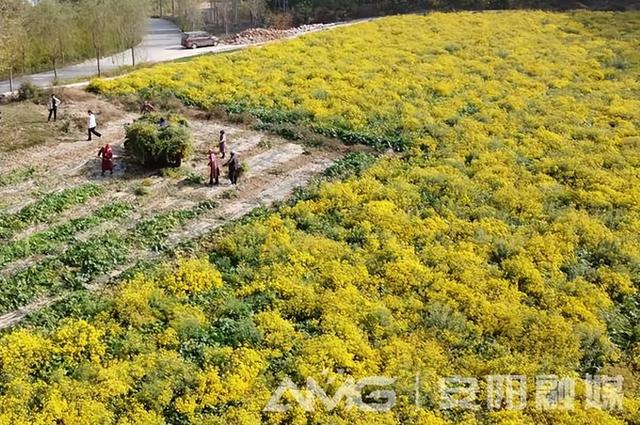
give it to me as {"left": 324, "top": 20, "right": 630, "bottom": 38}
{"left": 209, "top": 0, "right": 216, "bottom": 24}
{"left": 155, "top": 0, "right": 165, "bottom": 16}
{"left": 175, "top": 0, "right": 203, "bottom": 31}
{"left": 220, "top": 0, "right": 231, "bottom": 34}
{"left": 247, "top": 0, "right": 266, "bottom": 25}
{"left": 232, "top": 0, "right": 238, "bottom": 25}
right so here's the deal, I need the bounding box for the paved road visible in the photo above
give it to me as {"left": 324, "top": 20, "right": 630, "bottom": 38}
{"left": 0, "top": 19, "right": 244, "bottom": 94}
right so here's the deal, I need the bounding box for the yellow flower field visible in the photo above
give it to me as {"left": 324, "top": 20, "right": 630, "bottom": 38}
{"left": 0, "top": 10, "right": 638, "bottom": 424}
{"left": 90, "top": 11, "right": 640, "bottom": 151}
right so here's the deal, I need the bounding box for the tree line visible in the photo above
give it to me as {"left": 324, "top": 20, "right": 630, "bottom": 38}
{"left": 267, "top": 0, "right": 633, "bottom": 23}
{"left": 152, "top": 0, "right": 270, "bottom": 34}
{"left": 151, "top": 0, "right": 205, "bottom": 31}
{"left": 0, "top": 0, "right": 148, "bottom": 88}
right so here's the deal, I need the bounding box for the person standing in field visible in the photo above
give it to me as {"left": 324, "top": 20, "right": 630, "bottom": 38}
{"left": 97, "top": 143, "right": 114, "bottom": 176}
{"left": 141, "top": 100, "right": 155, "bottom": 114}
{"left": 87, "top": 110, "right": 102, "bottom": 141}
{"left": 47, "top": 94, "right": 61, "bottom": 122}
{"left": 218, "top": 130, "right": 227, "bottom": 158}
{"left": 223, "top": 150, "right": 240, "bottom": 185}
{"left": 208, "top": 149, "right": 220, "bottom": 186}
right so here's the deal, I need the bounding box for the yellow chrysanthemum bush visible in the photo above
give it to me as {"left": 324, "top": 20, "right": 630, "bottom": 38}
{"left": 1, "top": 10, "right": 640, "bottom": 424}
{"left": 89, "top": 11, "right": 640, "bottom": 154}
{"left": 160, "top": 257, "right": 224, "bottom": 298}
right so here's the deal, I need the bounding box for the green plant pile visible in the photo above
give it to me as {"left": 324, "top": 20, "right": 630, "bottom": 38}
{"left": 124, "top": 113, "right": 193, "bottom": 168}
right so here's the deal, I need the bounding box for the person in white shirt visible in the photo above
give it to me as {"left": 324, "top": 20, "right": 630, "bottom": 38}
{"left": 48, "top": 94, "right": 61, "bottom": 122}
{"left": 87, "top": 110, "right": 102, "bottom": 141}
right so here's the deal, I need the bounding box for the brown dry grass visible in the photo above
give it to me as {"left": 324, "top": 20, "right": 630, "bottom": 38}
{"left": 0, "top": 102, "right": 52, "bottom": 152}
{"left": 0, "top": 90, "right": 126, "bottom": 154}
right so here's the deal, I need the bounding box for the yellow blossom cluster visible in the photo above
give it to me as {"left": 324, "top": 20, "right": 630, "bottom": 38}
{"left": 0, "top": 10, "right": 639, "bottom": 424}
{"left": 90, "top": 12, "right": 640, "bottom": 152}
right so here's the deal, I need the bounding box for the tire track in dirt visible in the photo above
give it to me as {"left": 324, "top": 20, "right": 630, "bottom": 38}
{"left": 0, "top": 117, "right": 133, "bottom": 215}
{"left": 5, "top": 187, "right": 127, "bottom": 243}
{"left": 85, "top": 154, "right": 338, "bottom": 292}
{"left": 0, "top": 180, "right": 39, "bottom": 212}
{"left": 0, "top": 194, "right": 138, "bottom": 279}
{"left": 0, "top": 297, "right": 63, "bottom": 331}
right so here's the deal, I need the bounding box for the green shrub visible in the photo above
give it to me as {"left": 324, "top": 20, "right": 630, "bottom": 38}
{"left": 606, "top": 55, "right": 631, "bottom": 70}
{"left": 0, "top": 167, "right": 36, "bottom": 187}
{"left": 124, "top": 113, "right": 192, "bottom": 168}
{"left": 133, "top": 185, "right": 150, "bottom": 197}
{"left": 237, "top": 161, "right": 249, "bottom": 178}
{"left": 17, "top": 81, "right": 41, "bottom": 101}
{"left": 160, "top": 167, "right": 187, "bottom": 179}
{"left": 139, "top": 87, "right": 184, "bottom": 111}
{"left": 185, "top": 171, "right": 203, "bottom": 185}
{"left": 323, "top": 152, "right": 376, "bottom": 180}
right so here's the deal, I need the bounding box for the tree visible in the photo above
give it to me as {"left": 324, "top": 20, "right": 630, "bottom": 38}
{"left": 1, "top": 0, "right": 149, "bottom": 83}
{"left": 232, "top": 0, "right": 239, "bottom": 25}
{"left": 114, "top": 0, "right": 149, "bottom": 66}
{"left": 27, "top": 0, "right": 75, "bottom": 80}
{"left": 175, "top": 0, "right": 203, "bottom": 31}
{"left": 247, "top": 0, "right": 266, "bottom": 25}
{"left": 219, "top": 0, "right": 232, "bottom": 34}
{"left": 0, "top": 0, "right": 28, "bottom": 92}
{"left": 79, "top": 0, "right": 115, "bottom": 77}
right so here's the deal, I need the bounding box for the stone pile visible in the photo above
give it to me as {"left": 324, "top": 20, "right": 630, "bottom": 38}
{"left": 225, "top": 24, "right": 329, "bottom": 45}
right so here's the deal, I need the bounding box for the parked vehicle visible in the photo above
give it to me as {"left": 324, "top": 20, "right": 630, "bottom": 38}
{"left": 181, "top": 32, "right": 219, "bottom": 49}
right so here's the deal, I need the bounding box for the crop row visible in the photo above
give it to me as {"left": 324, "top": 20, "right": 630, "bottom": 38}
{"left": 0, "top": 183, "right": 104, "bottom": 240}
{"left": 0, "top": 166, "right": 36, "bottom": 188}
{"left": 0, "top": 202, "right": 133, "bottom": 268}
{"left": 0, "top": 200, "right": 218, "bottom": 314}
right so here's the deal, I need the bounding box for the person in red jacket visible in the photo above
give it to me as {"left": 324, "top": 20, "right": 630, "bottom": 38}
{"left": 98, "top": 144, "right": 114, "bottom": 176}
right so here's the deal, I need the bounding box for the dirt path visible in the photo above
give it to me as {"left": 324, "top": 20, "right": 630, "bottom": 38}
{"left": 0, "top": 93, "right": 351, "bottom": 331}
